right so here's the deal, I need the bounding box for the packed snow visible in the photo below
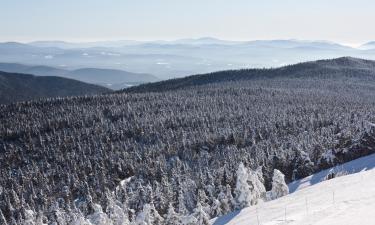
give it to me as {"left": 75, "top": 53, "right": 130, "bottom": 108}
{"left": 289, "top": 152, "right": 375, "bottom": 193}
{"left": 212, "top": 154, "right": 375, "bottom": 225}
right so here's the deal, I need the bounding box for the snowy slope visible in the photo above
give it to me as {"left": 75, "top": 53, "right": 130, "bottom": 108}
{"left": 212, "top": 154, "right": 375, "bottom": 225}
{"left": 288, "top": 153, "right": 375, "bottom": 193}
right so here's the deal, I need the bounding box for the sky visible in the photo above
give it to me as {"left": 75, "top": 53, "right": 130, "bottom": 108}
{"left": 1, "top": 0, "right": 375, "bottom": 45}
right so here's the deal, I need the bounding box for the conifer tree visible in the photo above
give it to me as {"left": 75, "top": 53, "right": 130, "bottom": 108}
{"left": 0, "top": 209, "right": 8, "bottom": 225}
{"left": 270, "top": 169, "right": 289, "bottom": 200}
{"left": 249, "top": 166, "right": 266, "bottom": 205}
{"left": 165, "top": 203, "right": 181, "bottom": 225}
{"left": 193, "top": 202, "right": 210, "bottom": 225}
{"left": 210, "top": 198, "right": 222, "bottom": 217}
{"left": 234, "top": 163, "right": 252, "bottom": 209}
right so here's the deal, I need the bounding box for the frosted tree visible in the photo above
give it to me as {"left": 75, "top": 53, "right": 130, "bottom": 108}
{"left": 217, "top": 187, "right": 231, "bottom": 214}
{"left": 46, "top": 201, "right": 68, "bottom": 225}
{"left": 292, "top": 151, "right": 315, "bottom": 179}
{"left": 248, "top": 166, "right": 266, "bottom": 205}
{"left": 270, "top": 169, "right": 289, "bottom": 200}
{"left": 70, "top": 212, "right": 92, "bottom": 225}
{"left": 107, "top": 197, "right": 130, "bottom": 225}
{"left": 135, "top": 204, "right": 153, "bottom": 225}
{"left": 50, "top": 203, "right": 68, "bottom": 225}
{"left": 225, "top": 184, "right": 235, "bottom": 212}
{"left": 22, "top": 209, "right": 36, "bottom": 225}
{"left": 193, "top": 202, "right": 210, "bottom": 225}
{"left": 0, "top": 209, "right": 8, "bottom": 225}
{"left": 177, "top": 190, "right": 189, "bottom": 216}
{"left": 35, "top": 211, "right": 47, "bottom": 225}
{"left": 165, "top": 203, "right": 181, "bottom": 225}
{"left": 86, "top": 204, "right": 112, "bottom": 225}
{"left": 234, "top": 163, "right": 252, "bottom": 209}
{"left": 150, "top": 202, "right": 164, "bottom": 225}
{"left": 152, "top": 182, "right": 167, "bottom": 212}
{"left": 210, "top": 198, "right": 222, "bottom": 217}
{"left": 197, "top": 189, "right": 210, "bottom": 216}
{"left": 180, "top": 214, "right": 197, "bottom": 225}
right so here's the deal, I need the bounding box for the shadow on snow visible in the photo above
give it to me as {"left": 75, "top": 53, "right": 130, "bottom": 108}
{"left": 212, "top": 210, "right": 242, "bottom": 225}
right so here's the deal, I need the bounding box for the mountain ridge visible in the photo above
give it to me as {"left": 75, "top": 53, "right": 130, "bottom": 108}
{"left": 0, "top": 71, "right": 110, "bottom": 104}
{"left": 0, "top": 63, "right": 158, "bottom": 89}
{"left": 125, "top": 57, "right": 375, "bottom": 93}
{"left": 0, "top": 39, "right": 370, "bottom": 79}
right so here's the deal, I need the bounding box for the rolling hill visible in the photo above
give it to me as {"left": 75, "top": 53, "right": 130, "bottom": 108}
{"left": 0, "top": 71, "right": 110, "bottom": 104}
{"left": 0, "top": 39, "right": 370, "bottom": 79}
{"left": 67, "top": 68, "right": 159, "bottom": 89}
{"left": 125, "top": 57, "right": 375, "bottom": 93}
{"left": 0, "top": 63, "right": 158, "bottom": 89}
{"left": 360, "top": 41, "right": 375, "bottom": 50}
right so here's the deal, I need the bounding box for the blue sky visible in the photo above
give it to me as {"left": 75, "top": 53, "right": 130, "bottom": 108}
{"left": 1, "top": 0, "right": 374, "bottom": 45}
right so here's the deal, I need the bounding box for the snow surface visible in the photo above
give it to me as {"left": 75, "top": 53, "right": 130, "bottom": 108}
{"left": 289, "top": 153, "right": 375, "bottom": 193}
{"left": 212, "top": 154, "right": 375, "bottom": 225}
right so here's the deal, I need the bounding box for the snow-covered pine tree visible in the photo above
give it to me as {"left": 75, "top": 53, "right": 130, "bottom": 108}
{"left": 135, "top": 203, "right": 163, "bottom": 225}
{"left": 129, "top": 209, "right": 136, "bottom": 224}
{"left": 217, "top": 186, "right": 231, "bottom": 214}
{"left": 210, "top": 198, "right": 222, "bottom": 218}
{"left": 292, "top": 150, "right": 315, "bottom": 180}
{"left": 153, "top": 182, "right": 167, "bottom": 214}
{"left": 8, "top": 216, "right": 17, "bottom": 225}
{"left": 106, "top": 195, "right": 130, "bottom": 225}
{"left": 0, "top": 209, "right": 8, "bottom": 225}
{"left": 177, "top": 189, "right": 189, "bottom": 216}
{"left": 21, "top": 209, "right": 36, "bottom": 225}
{"left": 35, "top": 211, "right": 47, "bottom": 225}
{"left": 150, "top": 202, "right": 164, "bottom": 225}
{"left": 248, "top": 166, "right": 266, "bottom": 205}
{"left": 270, "top": 169, "right": 289, "bottom": 200}
{"left": 165, "top": 203, "right": 181, "bottom": 225}
{"left": 234, "top": 163, "right": 252, "bottom": 209}
{"left": 50, "top": 202, "right": 68, "bottom": 225}
{"left": 86, "top": 203, "right": 112, "bottom": 225}
{"left": 197, "top": 189, "right": 211, "bottom": 216}
{"left": 193, "top": 202, "right": 210, "bottom": 225}
{"left": 180, "top": 214, "right": 198, "bottom": 225}
{"left": 135, "top": 204, "right": 150, "bottom": 225}
{"left": 69, "top": 210, "right": 91, "bottom": 225}
{"left": 225, "top": 184, "right": 235, "bottom": 212}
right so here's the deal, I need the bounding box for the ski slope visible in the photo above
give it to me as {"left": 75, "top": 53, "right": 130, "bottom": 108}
{"left": 212, "top": 154, "right": 375, "bottom": 225}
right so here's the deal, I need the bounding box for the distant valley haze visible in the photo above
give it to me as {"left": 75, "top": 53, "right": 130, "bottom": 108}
{"left": 2, "top": 38, "right": 375, "bottom": 83}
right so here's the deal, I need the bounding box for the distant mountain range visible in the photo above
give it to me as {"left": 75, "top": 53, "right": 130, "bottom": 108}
{"left": 0, "top": 63, "right": 158, "bottom": 90}
{"left": 125, "top": 57, "right": 375, "bottom": 93}
{"left": 27, "top": 38, "right": 357, "bottom": 48}
{"left": 360, "top": 41, "right": 375, "bottom": 50}
{"left": 0, "top": 71, "right": 110, "bottom": 105}
{"left": 2, "top": 38, "right": 375, "bottom": 80}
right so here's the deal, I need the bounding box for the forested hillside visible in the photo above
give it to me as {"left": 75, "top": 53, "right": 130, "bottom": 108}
{"left": 1, "top": 57, "right": 375, "bottom": 224}
{"left": 0, "top": 71, "right": 110, "bottom": 105}
{"left": 0, "top": 63, "right": 159, "bottom": 90}
{"left": 125, "top": 57, "right": 375, "bottom": 92}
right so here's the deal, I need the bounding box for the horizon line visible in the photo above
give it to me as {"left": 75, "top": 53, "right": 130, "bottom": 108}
{"left": 0, "top": 37, "right": 369, "bottom": 48}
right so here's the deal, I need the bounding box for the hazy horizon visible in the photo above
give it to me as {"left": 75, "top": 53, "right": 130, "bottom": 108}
{"left": 0, "top": 37, "right": 369, "bottom": 48}
{"left": 1, "top": 0, "right": 375, "bottom": 46}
